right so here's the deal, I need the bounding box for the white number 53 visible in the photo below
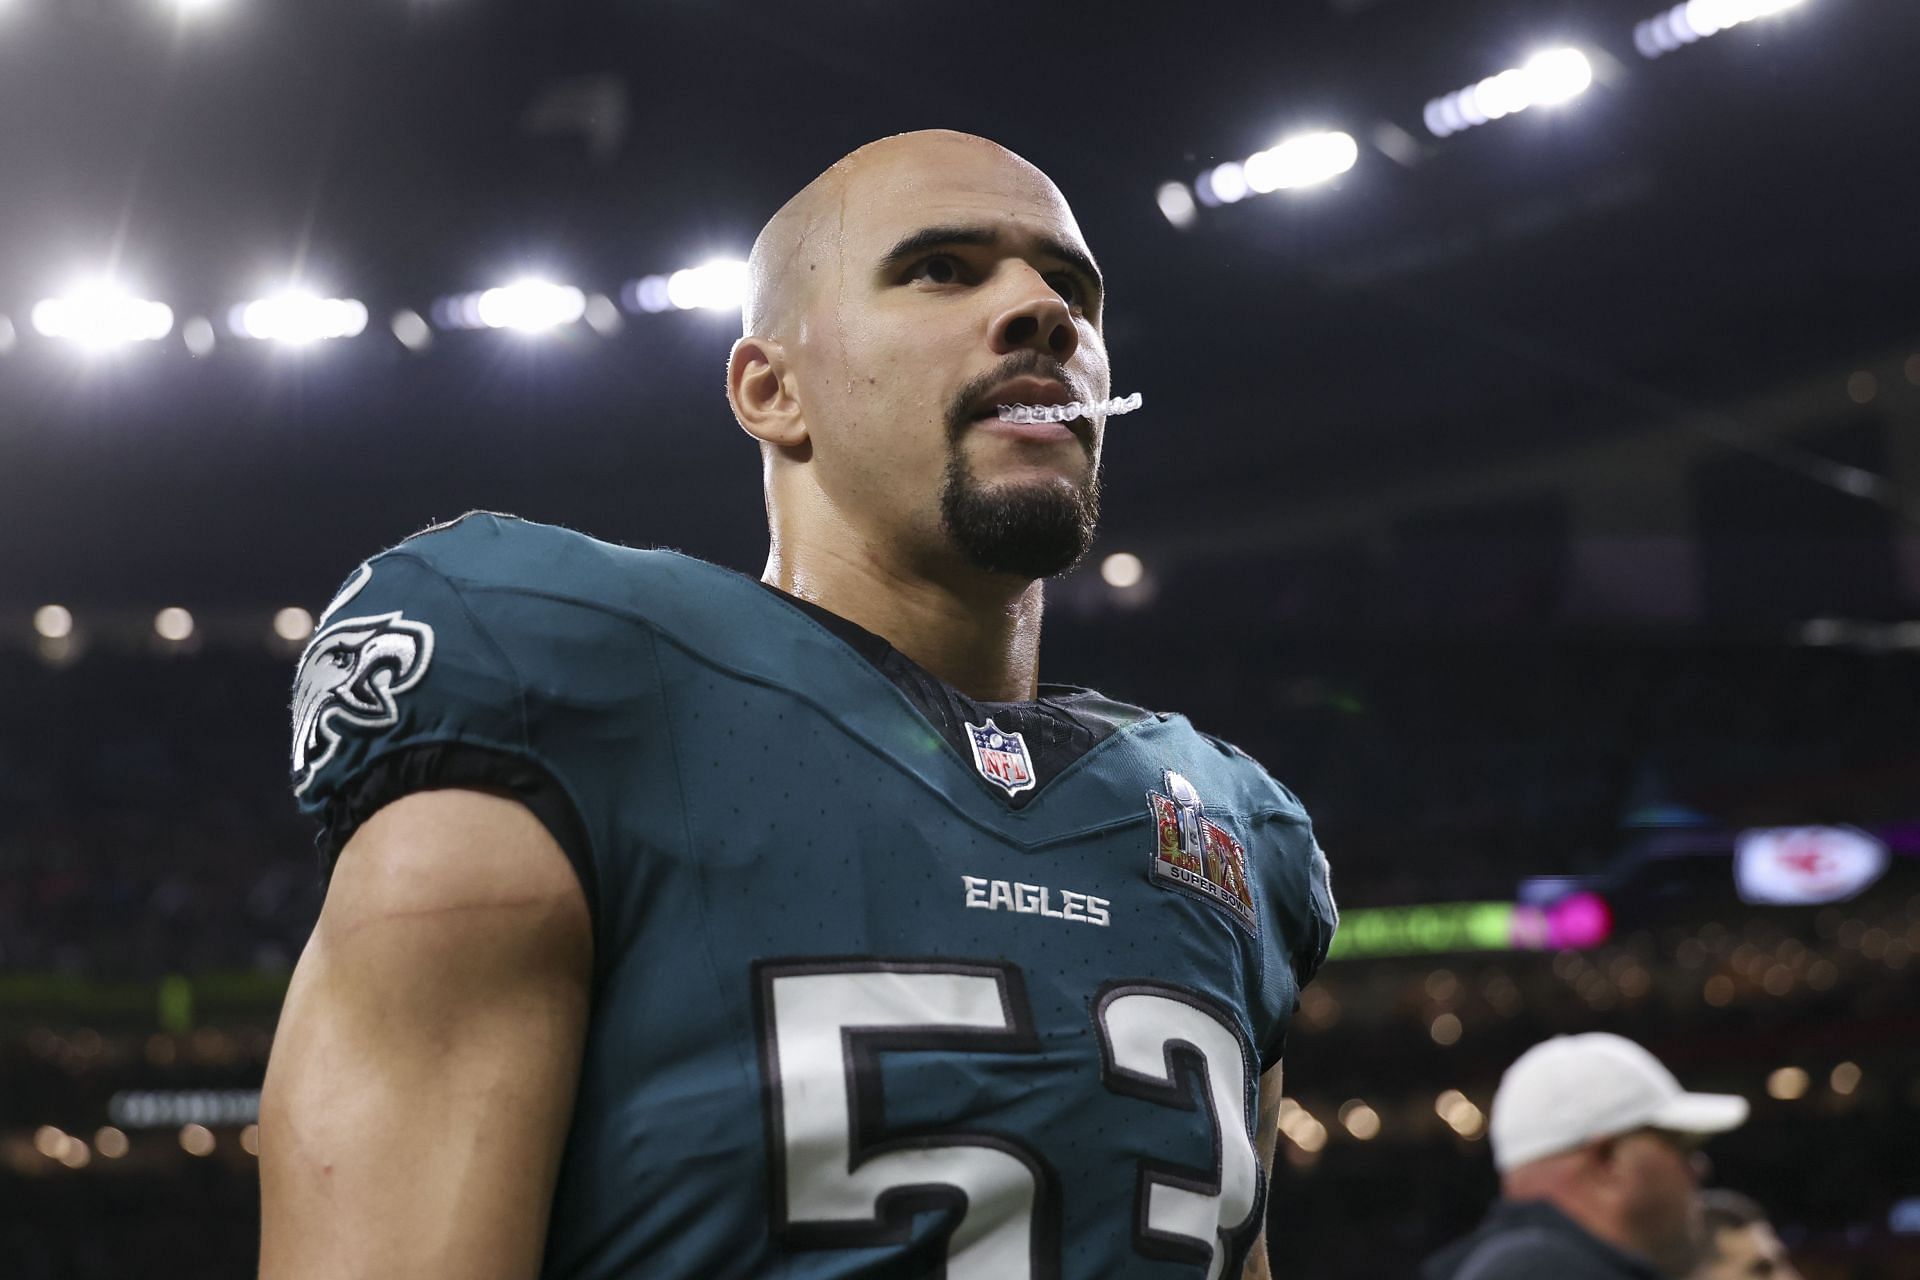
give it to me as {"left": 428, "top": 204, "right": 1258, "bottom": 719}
{"left": 756, "top": 959, "right": 1263, "bottom": 1279}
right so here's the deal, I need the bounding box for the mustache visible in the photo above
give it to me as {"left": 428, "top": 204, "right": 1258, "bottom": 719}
{"left": 944, "top": 351, "right": 1090, "bottom": 445}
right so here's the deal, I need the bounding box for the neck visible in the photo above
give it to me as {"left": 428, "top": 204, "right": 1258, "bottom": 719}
{"left": 1503, "top": 1172, "right": 1643, "bottom": 1268}
{"left": 763, "top": 525, "right": 1045, "bottom": 702}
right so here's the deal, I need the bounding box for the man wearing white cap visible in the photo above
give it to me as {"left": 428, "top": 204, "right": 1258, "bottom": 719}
{"left": 1423, "top": 1032, "right": 1750, "bottom": 1280}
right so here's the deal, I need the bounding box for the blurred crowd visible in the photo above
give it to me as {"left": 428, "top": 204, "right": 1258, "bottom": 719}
{"left": 4, "top": 609, "right": 1913, "bottom": 977}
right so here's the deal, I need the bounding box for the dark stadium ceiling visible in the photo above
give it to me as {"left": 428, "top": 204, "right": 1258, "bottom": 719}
{"left": 0, "top": 0, "right": 1914, "bottom": 609}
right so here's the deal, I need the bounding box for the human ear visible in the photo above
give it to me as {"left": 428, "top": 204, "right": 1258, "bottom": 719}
{"left": 728, "top": 336, "right": 807, "bottom": 449}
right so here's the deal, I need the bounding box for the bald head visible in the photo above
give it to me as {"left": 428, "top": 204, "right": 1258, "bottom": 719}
{"left": 743, "top": 130, "right": 1068, "bottom": 340}
{"left": 728, "top": 127, "right": 1110, "bottom": 599}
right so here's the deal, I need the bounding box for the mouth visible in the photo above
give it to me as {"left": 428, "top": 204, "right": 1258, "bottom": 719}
{"left": 969, "top": 376, "right": 1077, "bottom": 421}
{"left": 968, "top": 376, "right": 1093, "bottom": 449}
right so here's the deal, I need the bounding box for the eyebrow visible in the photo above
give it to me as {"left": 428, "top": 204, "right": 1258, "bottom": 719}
{"left": 876, "top": 223, "right": 1104, "bottom": 301}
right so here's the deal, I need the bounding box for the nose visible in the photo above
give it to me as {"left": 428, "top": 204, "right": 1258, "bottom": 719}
{"left": 988, "top": 265, "right": 1079, "bottom": 364}
{"left": 1689, "top": 1151, "right": 1713, "bottom": 1183}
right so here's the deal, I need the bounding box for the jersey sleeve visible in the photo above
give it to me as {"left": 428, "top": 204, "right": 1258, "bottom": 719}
{"left": 1217, "top": 749, "right": 1337, "bottom": 1071}
{"left": 289, "top": 544, "right": 604, "bottom": 922}
{"left": 1287, "top": 834, "right": 1338, "bottom": 992}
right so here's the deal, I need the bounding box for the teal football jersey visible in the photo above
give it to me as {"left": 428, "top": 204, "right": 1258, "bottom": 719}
{"left": 290, "top": 513, "right": 1337, "bottom": 1280}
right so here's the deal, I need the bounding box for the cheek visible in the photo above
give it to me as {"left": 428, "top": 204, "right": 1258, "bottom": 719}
{"left": 802, "top": 318, "right": 956, "bottom": 486}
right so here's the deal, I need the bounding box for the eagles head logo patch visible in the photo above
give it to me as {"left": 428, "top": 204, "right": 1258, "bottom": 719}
{"left": 290, "top": 608, "right": 435, "bottom": 796}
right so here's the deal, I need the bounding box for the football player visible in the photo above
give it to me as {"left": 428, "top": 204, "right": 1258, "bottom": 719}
{"left": 260, "top": 129, "right": 1337, "bottom": 1280}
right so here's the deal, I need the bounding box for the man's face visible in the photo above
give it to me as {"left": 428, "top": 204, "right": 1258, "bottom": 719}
{"left": 1692, "top": 1224, "right": 1803, "bottom": 1280}
{"left": 789, "top": 136, "right": 1112, "bottom": 580}
{"left": 1614, "top": 1130, "right": 1709, "bottom": 1276}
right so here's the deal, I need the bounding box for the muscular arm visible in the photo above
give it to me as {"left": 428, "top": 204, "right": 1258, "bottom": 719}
{"left": 1242, "top": 1062, "right": 1285, "bottom": 1280}
{"left": 259, "top": 789, "right": 593, "bottom": 1280}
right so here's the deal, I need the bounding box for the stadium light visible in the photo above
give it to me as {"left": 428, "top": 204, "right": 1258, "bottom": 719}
{"left": 231, "top": 292, "right": 368, "bottom": 345}
{"left": 182, "top": 317, "right": 216, "bottom": 357}
{"left": 31, "top": 283, "right": 175, "bottom": 349}
{"left": 1194, "top": 131, "right": 1359, "bottom": 210}
{"left": 583, "top": 293, "right": 624, "bottom": 336}
{"left": 272, "top": 606, "right": 314, "bottom": 642}
{"left": 33, "top": 605, "right": 74, "bottom": 640}
{"left": 665, "top": 259, "right": 749, "bottom": 311}
{"left": 1244, "top": 132, "right": 1361, "bottom": 193}
{"left": 623, "top": 275, "right": 674, "bottom": 314}
{"left": 1424, "top": 47, "right": 1595, "bottom": 139}
{"left": 154, "top": 607, "right": 194, "bottom": 643}
{"left": 166, "top": 0, "right": 227, "bottom": 16}
{"left": 1155, "top": 182, "right": 1197, "bottom": 230}
{"left": 391, "top": 309, "right": 432, "bottom": 352}
{"left": 1338, "top": 1100, "right": 1382, "bottom": 1141}
{"left": 477, "top": 279, "right": 586, "bottom": 331}
{"left": 432, "top": 279, "right": 586, "bottom": 333}
{"left": 1100, "top": 552, "right": 1145, "bottom": 589}
{"left": 1766, "top": 1066, "right": 1810, "bottom": 1101}
{"left": 1636, "top": 0, "right": 1806, "bottom": 58}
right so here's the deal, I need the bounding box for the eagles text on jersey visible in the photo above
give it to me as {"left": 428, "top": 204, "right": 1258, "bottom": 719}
{"left": 290, "top": 512, "right": 1338, "bottom": 1280}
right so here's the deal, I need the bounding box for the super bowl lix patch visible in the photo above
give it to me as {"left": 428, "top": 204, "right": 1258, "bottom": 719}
{"left": 1147, "top": 770, "right": 1256, "bottom": 932}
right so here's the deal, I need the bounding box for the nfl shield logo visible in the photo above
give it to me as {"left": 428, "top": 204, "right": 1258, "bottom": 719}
{"left": 966, "top": 718, "right": 1036, "bottom": 796}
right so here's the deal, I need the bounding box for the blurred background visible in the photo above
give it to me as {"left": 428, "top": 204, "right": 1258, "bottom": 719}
{"left": 3, "top": 0, "right": 1918, "bottom": 1275}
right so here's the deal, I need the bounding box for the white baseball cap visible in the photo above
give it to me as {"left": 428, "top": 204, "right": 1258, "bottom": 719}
{"left": 1489, "top": 1032, "right": 1750, "bottom": 1173}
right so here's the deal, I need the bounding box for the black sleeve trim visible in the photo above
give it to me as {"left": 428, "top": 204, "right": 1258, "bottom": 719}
{"left": 312, "top": 742, "right": 599, "bottom": 920}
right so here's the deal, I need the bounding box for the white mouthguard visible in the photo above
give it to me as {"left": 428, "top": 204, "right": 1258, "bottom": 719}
{"left": 996, "top": 391, "right": 1143, "bottom": 424}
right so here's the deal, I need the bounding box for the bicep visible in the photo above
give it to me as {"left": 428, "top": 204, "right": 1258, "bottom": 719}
{"left": 259, "top": 789, "right": 593, "bottom": 1280}
{"left": 1242, "top": 1061, "right": 1284, "bottom": 1280}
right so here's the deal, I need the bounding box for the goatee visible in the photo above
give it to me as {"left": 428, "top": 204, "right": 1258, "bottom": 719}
{"left": 939, "top": 451, "right": 1101, "bottom": 581}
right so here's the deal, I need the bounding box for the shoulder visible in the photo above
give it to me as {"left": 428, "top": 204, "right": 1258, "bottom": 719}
{"left": 1171, "top": 723, "right": 1339, "bottom": 997}
{"left": 290, "top": 512, "right": 704, "bottom": 820}
{"left": 371, "top": 511, "right": 685, "bottom": 610}
{"left": 1451, "top": 1228, "right": 1611, "bottom": 1280}
{"left": 1195, "top": 730, "right": 1312, "bottom": 822}
{"left": 369, "top": 511, "right": 786, "bottom": 657}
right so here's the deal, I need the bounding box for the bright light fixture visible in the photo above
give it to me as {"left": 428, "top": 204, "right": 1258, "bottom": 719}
{"left": 1424, "top": 47, "right": 1594, "bottom": 138}
{"left": 31, "top": 283, "right": 175, "bottom": 348}
{"left": 583, "top": 293, "right": 624, "bottom": 336}
{"left": 1206, "top": 161, "right": 1250, "bottom": 204}
{"left": 1155, "top": 182, "right": 1197, "bottom": 229}
{"left": 1243, "top": 131, "right": 1360, "bottom": 193}
{"left": 1100, "top": 552, "right": 1145, "bottom": 589}
{"left": 624, "top": 275, "right": 674, "bottom": 314}
{"left": 475, "top": 279, "right": 587, "bottom": 332}
{"left": 1636, "top": 0, "right": 1805, "bottom": 58}
{"left": 182, "top": 317, "right": 217, "bottom": 357}
{"left": 154, "top": 607, "right": 195, "bottom": 642}
{"left": 273, "top": 606, "right": 315, "bottom": 642}
{"left": 1766, "top": 1066, "right": 1810, "bottom": 1101}
{"left": 1194, "top": 131, "right": 1358, "bottom": 208}
{"left": 33, "top": 605, "right": 74, "bottom": 640}
{"left": 391, "top": 309, "right": 432, "bottom": 352}
{"left": 1338, "top": 1100, "right": 1382, "bottom": 1141}
{"left": 666, "top": 259, "right": 749, "bottom": 311}
{"left": 233, "top": 292, "right": 368, "bottom": 345}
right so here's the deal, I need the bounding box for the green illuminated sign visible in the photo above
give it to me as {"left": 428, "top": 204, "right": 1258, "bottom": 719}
{"left": 1326, "top": 902, "right": 1516, "bottom": 960}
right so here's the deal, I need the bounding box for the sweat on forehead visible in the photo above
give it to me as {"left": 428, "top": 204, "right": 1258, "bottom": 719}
{"left": 742, "top": 130, "right": 1082, "bottom": 338}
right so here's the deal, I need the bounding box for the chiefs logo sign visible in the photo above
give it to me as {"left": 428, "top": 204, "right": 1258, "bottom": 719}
{"left": 1734, "top": 826, "right": 1889, "bottom": 905}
